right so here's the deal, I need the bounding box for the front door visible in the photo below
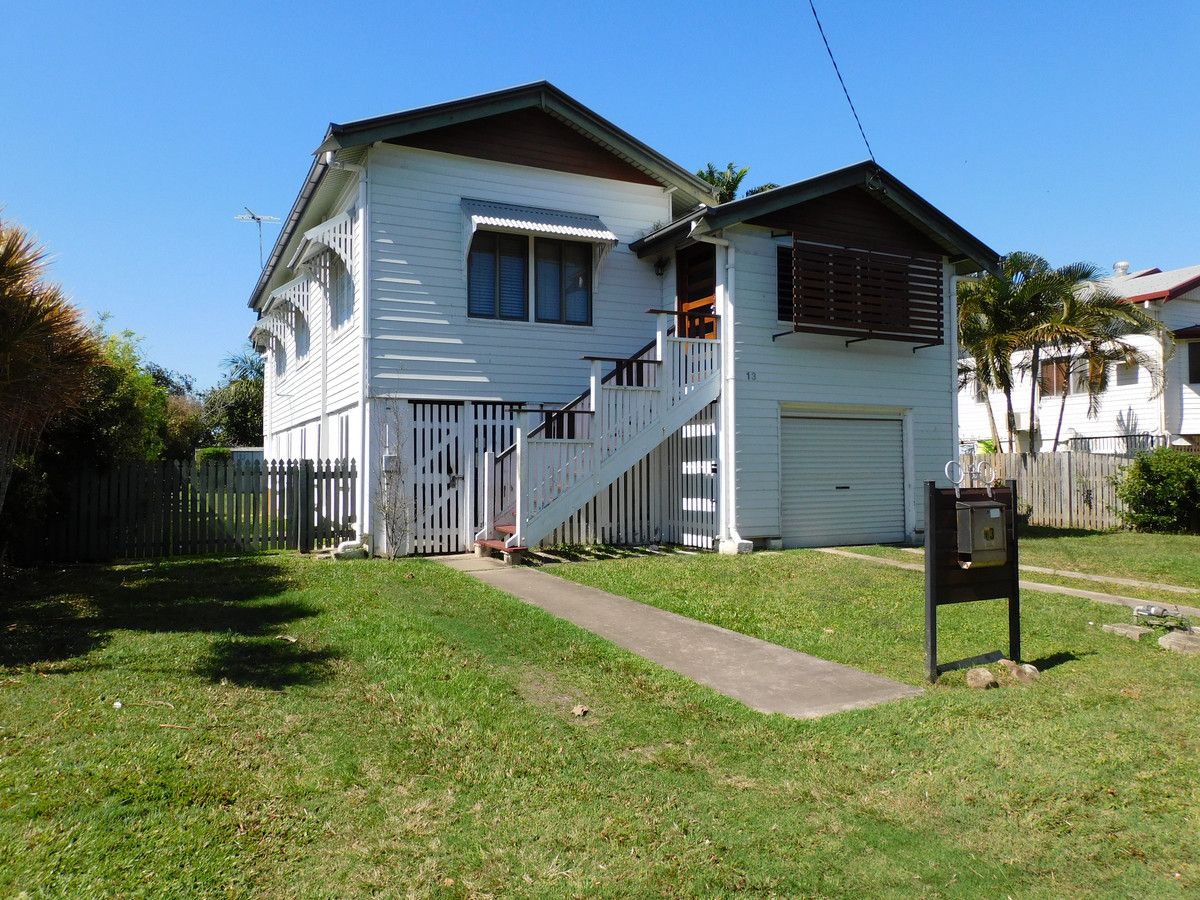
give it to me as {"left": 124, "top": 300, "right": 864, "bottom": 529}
{"left": 675, "top": 243, "right": 717, "bottom": 339}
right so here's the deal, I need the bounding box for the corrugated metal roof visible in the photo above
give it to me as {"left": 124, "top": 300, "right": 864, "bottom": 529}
{"left": 461, "top": 199, "right": 617, "bottom": 242}
{"left": 1105, "top": 263, "right": 1200, "bottom": 303}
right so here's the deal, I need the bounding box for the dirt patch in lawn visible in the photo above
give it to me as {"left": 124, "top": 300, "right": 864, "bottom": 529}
{"left": 515, "top": 668, "right": 599, "bottom": 724}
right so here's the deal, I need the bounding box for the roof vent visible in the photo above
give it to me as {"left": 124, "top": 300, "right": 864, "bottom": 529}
{"left": 1113, "top": 260, "right": 1130, "bottom": 277}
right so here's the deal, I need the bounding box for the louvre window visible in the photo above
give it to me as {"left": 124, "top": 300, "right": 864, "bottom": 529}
{"left": 468, "top": 232, "right": 592, "bottom": 325}
{"left": 535, "top": 238, "right": 591, "bottom": 325}
{"left": 468, "top": 232, "right": 529, "bottom": 320}
{"left": 329, "top": 254, "right": 354, "bottom": 330}
{"left": 1039, "top": 358, "right": 1071, "bottom": 396}
{"left": 1189, "top": 343, "right": 1200, "bottom": 385}
{"left": 294, "top": 313, "right": 310, "bottom": 359}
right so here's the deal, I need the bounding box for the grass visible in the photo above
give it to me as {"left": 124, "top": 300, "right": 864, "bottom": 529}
{"left": 838, "top": 530, "right": 1200, "bottom": 606}
{"left": 3, "top": 550, "right": 1199, "bottom": 896}
{"left": 1015, "top": 527, "right": 1200, "bottom": 589}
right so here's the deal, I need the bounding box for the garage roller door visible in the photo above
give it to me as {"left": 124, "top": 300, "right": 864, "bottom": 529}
{"left": 781, "top": 417, "right": 906, "bottom": 547}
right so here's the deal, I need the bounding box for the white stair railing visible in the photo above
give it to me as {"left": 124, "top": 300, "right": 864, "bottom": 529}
{"left": 478, "top": 310, "right": 723, "bottom": 552}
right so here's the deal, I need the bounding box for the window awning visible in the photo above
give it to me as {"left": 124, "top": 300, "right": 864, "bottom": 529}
{"left": 461, "top": 199, "right": 617, "bottom": 244}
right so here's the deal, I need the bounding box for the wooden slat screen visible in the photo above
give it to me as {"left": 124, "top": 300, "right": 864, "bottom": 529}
{"left": 786, "top": 240, "right": 944, "bottom": 345}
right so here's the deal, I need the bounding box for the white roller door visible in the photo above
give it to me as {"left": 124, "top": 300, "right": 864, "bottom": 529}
{"left": 780, "top": 416, "right": 906, "bottom": 547}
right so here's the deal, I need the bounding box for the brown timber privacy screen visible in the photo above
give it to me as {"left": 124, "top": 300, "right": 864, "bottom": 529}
{"left": 785, "top": 241, "right": 944, "bottom": 347}
{"left": 30, "top": 458, "right": 356, "bottom": 563}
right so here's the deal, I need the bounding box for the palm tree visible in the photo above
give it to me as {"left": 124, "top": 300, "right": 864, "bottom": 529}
{"left": 1043, "top": 288, "right": 1170, "bottom": 450}
{"left": 222, "top": 342, "right": 265, "bottom": 382}
{"left": 960, "top": 252, "right": 1171, "bottom": 454}
{"left": 696, "top": 162, "right": 749, "bottom": 203}
{"left": 957, "top": 252, "right": 1059, "bottom": 450}
{"left": 0, "top": 217, "right": 100, "bottom": 515}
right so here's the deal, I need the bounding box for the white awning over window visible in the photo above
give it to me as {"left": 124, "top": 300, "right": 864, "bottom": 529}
{"left": 461, "top": 199, "right": 618, "bottom": 244}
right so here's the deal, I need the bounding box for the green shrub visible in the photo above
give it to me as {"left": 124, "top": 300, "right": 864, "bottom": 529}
{"left": 195, "top": 446, "right": 232, "bottom": 464}
{"left": 1115, "top": 447, "right": 1200, "bottom": 533}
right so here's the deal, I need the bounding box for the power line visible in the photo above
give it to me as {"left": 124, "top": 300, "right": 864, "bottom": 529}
{"left": 807, "top": 0, "right": 876, "bottom": 163}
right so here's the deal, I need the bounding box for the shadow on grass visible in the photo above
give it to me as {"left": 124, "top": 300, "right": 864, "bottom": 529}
{"left": 197, "top": 636, "right": 340, "bottom": 689}
{"left": 1, "top": 557, "right": 338, "bottom": 687}
{"left": 1019, "top": 525, "right": 1113, "bottom": 540}
{"left": 1026, "top": 650, "right": 1093, "bottom": 672}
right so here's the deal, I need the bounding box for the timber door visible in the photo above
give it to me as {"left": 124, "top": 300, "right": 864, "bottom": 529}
{"left": 410, "top": 401, "right": 465, "bottom": 554}
{"left": 675, "top": 243, "right": 717, "bottom": 339}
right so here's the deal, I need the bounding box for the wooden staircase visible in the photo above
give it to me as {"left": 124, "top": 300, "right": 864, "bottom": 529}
{"left": 475, "top": 312, "right": 721, "bottom": 561}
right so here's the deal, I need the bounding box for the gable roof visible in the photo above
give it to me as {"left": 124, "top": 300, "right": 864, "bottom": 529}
{"left": 1106, "top": 263, "right": 1200, "bottom": 304}
{"left": 629, "top": 161, "right": 999, "bottom": 275}
{"left": 317, "top": 81, "right": 715, "bottom": 205}
{"left": 249, "top": 82, "right": 716, "bottom": 309}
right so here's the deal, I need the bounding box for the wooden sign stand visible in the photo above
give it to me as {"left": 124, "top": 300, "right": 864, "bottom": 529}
{"left": 924, "top": 479, "right": 1021, "bottom": 682}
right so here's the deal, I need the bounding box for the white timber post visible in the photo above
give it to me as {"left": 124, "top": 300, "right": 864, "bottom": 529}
{"left": 656, "top": 312, "right": 673, "bottom": 400}
{"left": 514, "top": 418, "right": 529, "bottom": 546}
{"left": 590, "top": 358, "right": 604, "bottom": 464}
{"left": 481, "top": 449, "right": 494, "bottom": 541}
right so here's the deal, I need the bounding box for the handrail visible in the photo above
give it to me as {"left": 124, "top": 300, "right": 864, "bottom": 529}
{"left": 495, "top": 331, "right": 667, "bottom": 461}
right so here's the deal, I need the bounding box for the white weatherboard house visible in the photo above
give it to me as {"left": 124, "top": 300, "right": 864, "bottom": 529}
{"left": 248, "top": 83, "right": 997, "bottom": 557}
{"left": 958, "top": 262, "right": 1200, "bottom": 453}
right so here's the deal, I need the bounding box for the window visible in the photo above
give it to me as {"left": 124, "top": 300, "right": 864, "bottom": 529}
{"left": 467, "top": 232, "right": 592, "bottom": 325}
{"left": 1115, "top": 361, "right": 1138, "bottom": 386}
{"left": 329, "top": 254, "right": 354, "bottom": 330}
{"left": 294, "top": 312, "right": 310, "bottom": 359}
{"left": 535, "top": 238, "right": 591, "bottom": 325}
{"left": 468, "top": 232, "right": 528, "bottom": 320}
{"left": 1189, "top": 342, "right": 1200, "bottom": 385}
{"left": 274, "top": 341, "right": 286, "bottom": 377}
{"left": 1039, "top": 357, "right": 1071, "bottom": 396}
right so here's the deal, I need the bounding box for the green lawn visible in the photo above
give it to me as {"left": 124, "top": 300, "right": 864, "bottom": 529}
{"left": 1016, "top": 527, "right": 1200, "bottom": 589}
{"left": 840, "top": 529, "right": 1200, "bottom": 604}
{"left": 3, "top": 552, "right": 1199, "bottom": 896}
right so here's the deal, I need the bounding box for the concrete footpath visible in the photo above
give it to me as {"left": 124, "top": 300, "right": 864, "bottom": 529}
{"left": 437, "top": 554, "right": 921, "bottom": 720}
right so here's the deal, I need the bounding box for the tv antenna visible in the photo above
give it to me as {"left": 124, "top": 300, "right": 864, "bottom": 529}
{"left": 234, "top": 207, "right": 281, "bottom": 267}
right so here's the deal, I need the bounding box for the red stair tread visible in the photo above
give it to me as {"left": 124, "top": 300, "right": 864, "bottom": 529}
{"left": 494, "top": 523, "right": 516, "bottom": 535}
{"left": 476, "top": 538, "right": 527, "bottom": 552}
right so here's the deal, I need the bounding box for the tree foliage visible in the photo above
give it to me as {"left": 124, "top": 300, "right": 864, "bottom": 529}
{"left": 202, "top": 343, "right": 264, "bottom": 448}
{"left": 0, "top": 216, "right": 100, "bottom": 516}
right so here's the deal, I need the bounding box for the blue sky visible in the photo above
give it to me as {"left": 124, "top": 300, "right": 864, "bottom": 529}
{"left": 3, "top": 1, "right": 1197, "bottom": 388}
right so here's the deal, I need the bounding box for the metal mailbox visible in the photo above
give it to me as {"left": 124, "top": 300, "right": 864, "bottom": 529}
{"left": 955, "top": 499, "right": 1007, "bottom": 569}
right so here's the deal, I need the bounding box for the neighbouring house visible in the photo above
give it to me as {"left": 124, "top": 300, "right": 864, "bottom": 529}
{"left": 248, "top": 82, "right": 996, "bottom": 557}
{"left": 958, "top": 261, "right": 1200, "bottom": 454}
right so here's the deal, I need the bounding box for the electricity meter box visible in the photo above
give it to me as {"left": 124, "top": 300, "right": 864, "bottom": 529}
{"left": 955, "top": 499, "right": 1007, "bottom": 569}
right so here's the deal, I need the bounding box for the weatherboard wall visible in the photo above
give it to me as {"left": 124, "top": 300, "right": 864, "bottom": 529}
{"left": 364, "top": 144, "right": 673, "bottom": 406}
{"left": 727, "top": 225, "right": 958, "bottom": 541}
